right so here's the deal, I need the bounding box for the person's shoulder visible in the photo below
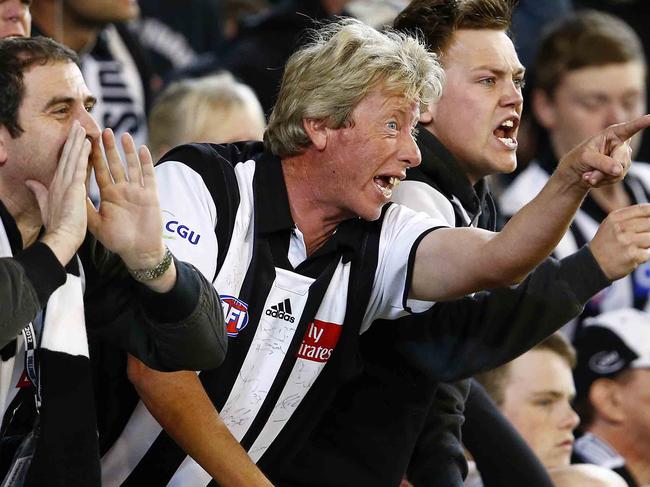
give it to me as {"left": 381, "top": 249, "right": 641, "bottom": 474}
{"left": 157, "top": 141, "right": 265, "bottom": 172}
{"left": 391, "top": 181, "right": 456, "bottom": 227}
{"left": 499, "top": 161, "right": 549, "bottom": 216}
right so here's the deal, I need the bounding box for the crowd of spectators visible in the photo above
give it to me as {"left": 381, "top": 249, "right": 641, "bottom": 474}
{"left": 1, "top": 1, "right": 650, "bottom": 486}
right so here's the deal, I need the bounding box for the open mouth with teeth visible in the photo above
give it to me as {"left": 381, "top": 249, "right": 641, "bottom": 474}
{"left": 493, "top": 118, "right": 518, "bottom": 149}
{"left": 373, "top": 175, "right": 401, "bottom": 199}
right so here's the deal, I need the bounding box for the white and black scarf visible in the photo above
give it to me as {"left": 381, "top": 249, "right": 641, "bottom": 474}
{"left": 0, "top": 220, "right": 101, "bottom": 486}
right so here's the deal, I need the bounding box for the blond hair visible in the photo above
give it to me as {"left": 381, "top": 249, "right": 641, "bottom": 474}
{"left": 265, "top": 18, "right": 444, "bottom": 158}
{"left": 148, "top": 72, "right": 265, "bottom": 158}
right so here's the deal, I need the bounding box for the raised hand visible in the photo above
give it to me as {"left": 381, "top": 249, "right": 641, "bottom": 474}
{"left": 27, "top": 121, "right": 91, "bottom": 266}
{"left": 87, "top": 129, "right": 165, "bottom": 271}
{"left": 557, "top": 114, "right": 650, "bottom": 187}
{"left": 589, "top": 203, "right": 650, "bottom": 281}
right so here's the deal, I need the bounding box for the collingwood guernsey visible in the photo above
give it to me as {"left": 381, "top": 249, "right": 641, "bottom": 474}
{"left": 100, "top": 142, "right": 446, "bottom": 486}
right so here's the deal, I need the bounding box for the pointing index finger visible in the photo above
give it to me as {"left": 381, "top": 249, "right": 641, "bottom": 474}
{"left": 610, "top": 114, "right": 650, "bottom": 142}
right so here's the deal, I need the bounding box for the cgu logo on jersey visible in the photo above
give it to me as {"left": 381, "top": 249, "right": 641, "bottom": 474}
{"left": 162, "top": 210, "right": 201, "bottom": 245}
{"left": 297, "top": 320, "right": 342, "bottom": 363}
{"left": 221, "top": 295, "right": 250, "bottom": 337}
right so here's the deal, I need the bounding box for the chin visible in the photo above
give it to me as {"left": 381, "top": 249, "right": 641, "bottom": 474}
{"left": 491, "top": 157, "right": 517, "bottom": 176}
{"left": 544, "top": 452, "right": 571, "bottom": 469}
{"left": 357, "top": 205, "right": 383, "bottom": 222}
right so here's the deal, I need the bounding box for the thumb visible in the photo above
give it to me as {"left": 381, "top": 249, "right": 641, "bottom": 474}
{"left": 25, "top": 179, "right": 49, "bottom": 220}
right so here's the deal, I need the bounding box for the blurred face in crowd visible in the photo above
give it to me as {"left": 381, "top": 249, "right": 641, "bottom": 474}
{"left": 0, "top": 0, "right": 31, "bottom": 38}
{"left": 533, "top": 61, "right": 646, "bottom": 159}
{"left": 500, "top": 349, "right": 580, "bottom": 468}
{"left": 611, "top": 368, "right": 650, "bottom": 449}
{"left": 423, "top": 29, "right": 524, "bottom": 184}
{"left": 64, "top": 0, "right": 139, "bottom": 25}
{"left": 0, "top": 61, "right": 100, "bottom": 188}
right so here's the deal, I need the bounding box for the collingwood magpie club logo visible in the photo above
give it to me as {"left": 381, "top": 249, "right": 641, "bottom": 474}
{"left": 265, "top": 298, "right": 295, "bottom": 323}
{"left": 589, "top": 350, "right": 627, "bottom": 374}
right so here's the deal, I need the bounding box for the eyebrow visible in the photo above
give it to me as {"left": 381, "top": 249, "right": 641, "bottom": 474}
{"left": 472, "top": 65, "right": 526, "bottom": 76}
{"left": 44, "top": 95, "right": 98, "bottom": 110}
{"left": 530, "top": 390, "right": 576, "bottom": 400}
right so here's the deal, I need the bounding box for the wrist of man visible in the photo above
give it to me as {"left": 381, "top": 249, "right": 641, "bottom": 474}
{"left": 122, "top": 243, "right": 168, "bottom": 272}
{"left": 548, "top": 169, "right": 591, "bottom": 198}
{"left": 126, "top": 245, "right": 177, "bottom": 292}
{"left": 40, "top": 232, "right": 77, "bottom": 267}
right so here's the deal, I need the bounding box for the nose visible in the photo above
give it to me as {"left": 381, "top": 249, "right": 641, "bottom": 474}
{"left": 400, "top": 132, "right": 421, "bottom": 168}
{"left": 78, "top": 109, "right": 101, "bottom": 142}
{"left": 500, "top": 79, "right": 524, "bottom": 109}
{"left": 604, "top": 103, "right": 630, "bottom": 127}
{"left": 559, "top": 404, "right": 580, "bottom": 431}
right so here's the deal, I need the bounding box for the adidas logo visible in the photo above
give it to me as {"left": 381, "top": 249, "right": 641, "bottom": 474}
{"left": 265, "top": 298, "right": 295, "bottom": 323}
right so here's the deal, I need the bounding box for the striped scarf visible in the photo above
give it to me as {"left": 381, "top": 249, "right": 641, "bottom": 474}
{"left": 0, "top": 219, "right": 101, "bottom": 486}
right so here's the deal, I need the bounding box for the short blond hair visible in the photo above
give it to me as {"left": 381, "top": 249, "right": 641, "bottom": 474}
{"left": 265, "top": 18, "right": 444, "bottom": 158}
{"left": 476, "top": 332, "right": 577, "bottom": 406}
{"left": 148, "top": 72, "right": 265, "bottom": 158}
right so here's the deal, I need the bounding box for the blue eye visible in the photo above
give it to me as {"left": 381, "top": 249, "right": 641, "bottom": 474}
{"left": 479, "top": 78, "right": 496, "bottom": 86}
{"left": 514, "top": 78, "right": 526, "bottom": 89}
{"left": 387, "top": 121, "right": 398, "bottom": 131}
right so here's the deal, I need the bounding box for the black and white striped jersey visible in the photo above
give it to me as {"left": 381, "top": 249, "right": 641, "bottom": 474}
{"left": 100, "top": 142, "right": 446, "bottom": 486}
{"left": 500, "top": 158, "right": 650, "bottom": 328}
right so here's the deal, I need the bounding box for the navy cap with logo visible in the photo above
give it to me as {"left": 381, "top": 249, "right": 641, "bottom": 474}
{"left": 573, "top": 308, "right": 650, "bottom": 401}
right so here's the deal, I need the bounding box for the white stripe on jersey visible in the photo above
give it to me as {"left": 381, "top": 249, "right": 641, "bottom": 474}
{"left": 101, "top": 401, "right": 164, "bottom": 486}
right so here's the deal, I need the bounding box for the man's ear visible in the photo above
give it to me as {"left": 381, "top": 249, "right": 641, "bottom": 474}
{"left": 0, "top": 125, "right": 10, "bottom": 166}
{"left": 589, "top": 378, "right": 625, "bottom": 424}
{"left": 302, "top": 118, "right": 328, "bottom": 151}
{"left": 419, "top": 103, "right": 436, "bottom": 127}
{"left": 532, "top": 89, "right": 557, "bottom": 131}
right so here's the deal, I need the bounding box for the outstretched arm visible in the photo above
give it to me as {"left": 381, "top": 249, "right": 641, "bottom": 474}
{"left": 411, "top": 115, "right": 650, "bottom": 301}
{"left": 396, "top": 202, "right": 650, "bottom": 381}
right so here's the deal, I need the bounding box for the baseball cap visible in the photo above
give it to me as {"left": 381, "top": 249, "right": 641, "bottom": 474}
{"left": 573, "top": 308, "right": 650, "bottom": 401}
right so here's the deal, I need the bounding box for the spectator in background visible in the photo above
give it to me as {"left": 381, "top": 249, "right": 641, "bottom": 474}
{"left": 473, "top": 333, "right": 626, "bottom": 486}
{"left": 572, "top": 309, "right": 650, "bottom": 487}
{"left": 148, "top": 72, "right": 265, "bottom": 161}
{"left": 132, "top": 0, "right": 273, "bottom": 84}
{"left": 30, "top": 0, "right": 154, "bottom": 201}
{"left": 500, "top": 10, "right": 650, "bottom": 336}
{"left": 574, "top": 0, "right": 650, "bottom": 162}
{"left": 475, "top": 334, "right": 580, "bottom": 471}
{"left": 0, "top": 0, "right": 31, "bottom": 38}
{"left": 196, "top": 0, "right": 352, "bottom": 115}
